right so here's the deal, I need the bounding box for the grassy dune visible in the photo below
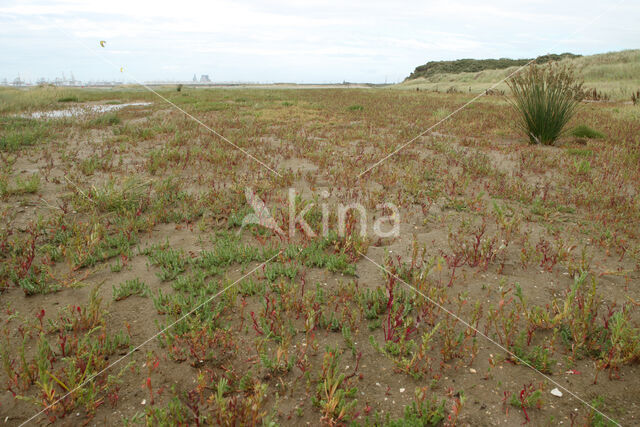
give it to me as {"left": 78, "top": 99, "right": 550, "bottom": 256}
{"left": 398, "top": 49, "right": 640, "bottom": 100}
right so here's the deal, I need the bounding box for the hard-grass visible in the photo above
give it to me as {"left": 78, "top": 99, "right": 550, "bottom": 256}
{"left": 507, "top": 63, "right": 585, "bottom": 145}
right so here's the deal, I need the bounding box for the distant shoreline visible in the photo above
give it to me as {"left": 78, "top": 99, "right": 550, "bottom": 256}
{"left": 1, "top": 83, "right": 390, "bottom": 90}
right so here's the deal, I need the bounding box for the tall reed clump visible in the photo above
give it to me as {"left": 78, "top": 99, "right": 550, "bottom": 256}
{"left": 507, "top": 63, "right": 585, "bottom": 145}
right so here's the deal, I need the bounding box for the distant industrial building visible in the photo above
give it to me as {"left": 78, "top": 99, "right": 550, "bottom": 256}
{"left": 200, "top": 75, "right": 211, "bottom": 83}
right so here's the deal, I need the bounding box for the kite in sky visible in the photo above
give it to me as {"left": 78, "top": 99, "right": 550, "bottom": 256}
{"left": 99, "top": 40, "right": 125, "bottom": 75}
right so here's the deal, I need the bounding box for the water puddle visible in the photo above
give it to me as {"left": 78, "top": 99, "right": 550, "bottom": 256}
{"left": 27, "top": 102, "right": 152, "bottom": 119}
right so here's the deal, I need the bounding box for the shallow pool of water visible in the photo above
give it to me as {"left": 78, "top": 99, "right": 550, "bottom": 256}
{"left": 27, "top": 102, "right": 152, "bottom": 119}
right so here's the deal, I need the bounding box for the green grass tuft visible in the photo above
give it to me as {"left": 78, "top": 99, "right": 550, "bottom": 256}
{"left": 507, "top": 63, "right": 585, "bottom": 145}
{"left": 5, "top": 174, "right": 41, "bottom": 196}
{"left": 113, "top": 278, "right": 150, "bottom": 301}
{"left": 0, "top": 117, "right": 50, "bottom": 151}
{"left": 57, "top": 96, "right": 79, "bottom": 103}
{"left": 571, "top": 125, "right": 605, "bottom": 139}
{"left": 88, "top": 112, "right": 121, "bottom": 127}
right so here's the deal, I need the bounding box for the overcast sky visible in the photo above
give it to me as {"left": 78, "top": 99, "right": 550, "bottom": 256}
{"left": 1, "top": 0, "right": 638, "bottom": 84}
